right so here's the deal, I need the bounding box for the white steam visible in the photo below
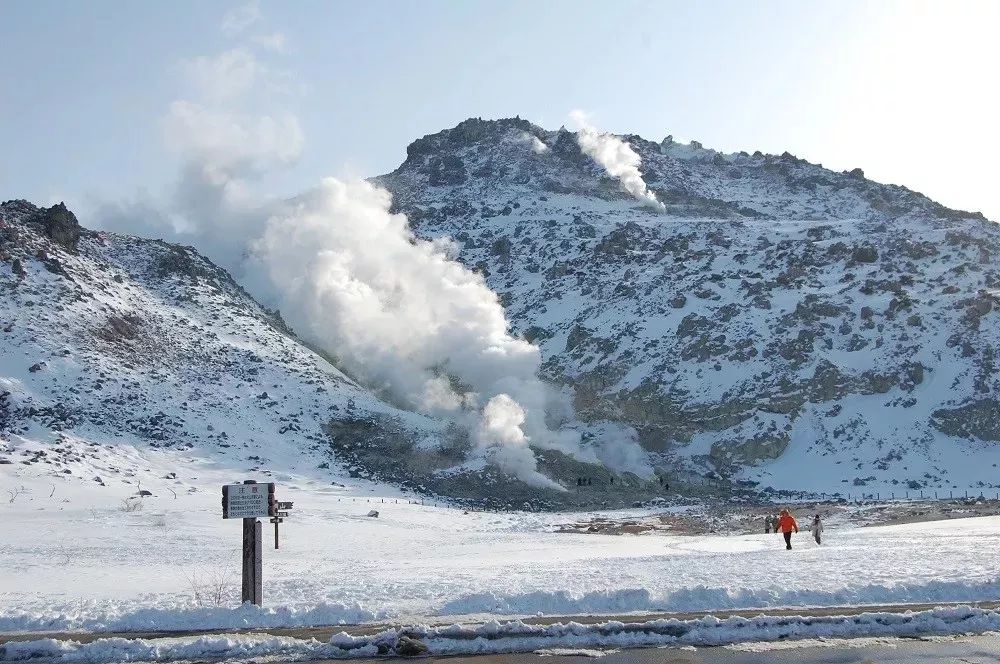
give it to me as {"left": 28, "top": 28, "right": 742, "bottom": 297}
{"left": 250, "top": 177, "right": 574, "bottom": 488}
{"left": 96, "top": 15, "right": 655, "bottom": 487}
{"left": 514, "top": 131, "right": 549, "bottom": 154}
{"left": 569, "top": 110, "right": 665, "bottom": 211}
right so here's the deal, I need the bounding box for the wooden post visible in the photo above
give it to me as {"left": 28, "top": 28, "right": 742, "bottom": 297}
{"left": 240, "top": 480, "right": 263, "bottom": 606}
{"left": 242, "top": 516, "right": 262, "bottom": 605}
{"left": 274, "top": 519, "right": 280, "bottom": 550}
{"left": 254, "top": 519, "right": 262, "bottom": 604}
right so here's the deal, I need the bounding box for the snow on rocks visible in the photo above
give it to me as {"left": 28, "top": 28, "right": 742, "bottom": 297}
{"left": 0, "top": 198, "right": 441, "bottom": 500}
{"left": 375, "top": 117, "right": 1000, "bottom": 493}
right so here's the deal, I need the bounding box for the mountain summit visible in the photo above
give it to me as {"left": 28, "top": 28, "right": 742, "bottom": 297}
{"left": 376, "top": 117, "right": 1000, "bottom": 493}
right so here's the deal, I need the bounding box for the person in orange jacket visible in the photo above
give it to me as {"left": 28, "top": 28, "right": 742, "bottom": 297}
{"left": 777, "top": 509, "right": 798, "bottom": 550}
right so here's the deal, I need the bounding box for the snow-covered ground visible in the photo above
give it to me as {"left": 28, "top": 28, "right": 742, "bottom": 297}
{"left": 6, "top": 607, "right": 1000, "bottom": 661}
{"left": 3, "top": 458, "right": 1000, "bottom": 635}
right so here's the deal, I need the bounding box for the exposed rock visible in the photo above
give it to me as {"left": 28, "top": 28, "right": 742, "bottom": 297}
{"left": 27, "top": 203, "right": 81, "bottom": 252}
{"left": 932, "top": 400, "right": 1000, "bottom": 441}
{"left": 395, "top": 636, "right": 429, "bottom": 657}
{"left": 851, "top": 245, "right": 879, "bottom": 264}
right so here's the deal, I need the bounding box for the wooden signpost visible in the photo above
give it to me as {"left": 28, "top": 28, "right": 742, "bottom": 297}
{"left": 222, "top": 480, "right": 293, "bottom": 606}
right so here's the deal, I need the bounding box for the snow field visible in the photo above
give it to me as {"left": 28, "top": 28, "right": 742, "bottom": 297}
{"left": 3, "top": 457, "right": 1000, "bottom": 634}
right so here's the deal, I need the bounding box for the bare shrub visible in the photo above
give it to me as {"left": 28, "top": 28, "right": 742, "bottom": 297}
{"left": 6, "top": 486, "right": 26, "bottom": 503}
{"left": 120, "top": 496, "right": 143, "bottom": 513}
{"left": 186, "top": 568, "right": 234, "bottom": 607}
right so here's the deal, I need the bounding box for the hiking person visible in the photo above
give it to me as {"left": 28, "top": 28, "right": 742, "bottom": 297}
{"left": 764, "top": 515, "right": 772, "bottom": 534}
{"left": 777, "top": 509, "right": 798, "bottom": 549}
{"left": 812, "top": 514, "right": 823, "bottom": 545}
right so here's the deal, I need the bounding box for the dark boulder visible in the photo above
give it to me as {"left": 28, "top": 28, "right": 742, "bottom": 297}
{"left": 30, "top": 203, "right": 82, "bottom": 252}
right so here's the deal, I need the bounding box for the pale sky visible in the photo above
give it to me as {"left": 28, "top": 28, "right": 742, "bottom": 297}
{"left": 1, "top": 0, "right": 998, "bottom": 222}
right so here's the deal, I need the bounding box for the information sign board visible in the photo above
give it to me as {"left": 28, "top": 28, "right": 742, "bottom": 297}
{"left": 222, "top": 483, "right": 272, "bottom": 519}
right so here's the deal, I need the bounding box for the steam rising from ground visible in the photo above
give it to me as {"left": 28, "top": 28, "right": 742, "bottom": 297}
{"left": 94, "top": 8, "right": 653, "bottom": 487}
{"left": 252, "top": 178, "right": 572, "bottom": 488}
{"left": 569, "top": 110, "right": 665, "bottom": 211}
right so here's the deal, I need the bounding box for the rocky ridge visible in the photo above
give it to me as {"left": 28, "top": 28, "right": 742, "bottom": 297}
{"left": 375, "top": 117, "right": 1000, "bottom": 493}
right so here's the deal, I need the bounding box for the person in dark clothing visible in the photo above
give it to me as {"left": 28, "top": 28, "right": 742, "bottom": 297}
{"left": 812, "top": 514, "right": 823, "bottom": 545}
{"left": 777, "top": 509, "right": 798, "bottom": 550}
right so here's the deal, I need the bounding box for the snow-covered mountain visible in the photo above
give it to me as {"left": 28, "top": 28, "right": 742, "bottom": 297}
{"left": 375, "top": 117, "right": 1000, "bottom": 493}
{"left": 6, "top": 117, "right": 1000, "bottom": 500}
{"left": 0, "top": 199, "right": 668, "bottom": 509}
{"left": 0, "top": 199, "right": 442, "bottom": 494}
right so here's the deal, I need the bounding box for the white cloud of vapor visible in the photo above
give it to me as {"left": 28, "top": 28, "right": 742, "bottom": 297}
{"left": 569, "top": 110, "right": 665, "bottom": 211}
{"left": 251, "top": 178, "right": 579, "bottom": 489}
{"left": 514, "top": 131, "right": 548, "bottom": 154}
{"left": 95, "top": 13, "right": 654, "bottom": 487}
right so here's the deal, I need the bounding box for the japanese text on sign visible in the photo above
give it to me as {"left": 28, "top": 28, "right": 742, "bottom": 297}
{"left": 222, "top": 483, "right": 269, "bottom": 518}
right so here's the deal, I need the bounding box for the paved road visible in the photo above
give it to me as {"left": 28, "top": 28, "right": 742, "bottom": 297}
{"left": 339, "top": 633, "right": 1000, "bottom": 663}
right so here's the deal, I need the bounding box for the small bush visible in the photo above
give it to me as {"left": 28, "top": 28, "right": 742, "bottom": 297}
{"left": 120, "top": 496, "right": 143, "bottom": 513}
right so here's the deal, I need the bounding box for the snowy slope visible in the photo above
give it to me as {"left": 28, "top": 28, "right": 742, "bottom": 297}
{"left": 0, "top": 199, "right": 443, "bottom": 499}
{"left": 375, "top": 117, "right": 1000, "bottom": 493}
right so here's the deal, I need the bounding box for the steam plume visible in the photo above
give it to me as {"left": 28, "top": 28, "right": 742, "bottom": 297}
{"left": 569, "top": 110, "right": 665, "bottom": 211}
{"left": 94, "top": 17, "right": 654, "bottom": 486}
{"left": 251, "top": 178, "right": 567, "bottom": 488}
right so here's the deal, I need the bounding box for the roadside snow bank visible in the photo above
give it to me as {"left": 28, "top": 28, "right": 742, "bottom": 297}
{"left": 0, "top": 602, "right": 379, "bottom": 634}
{"left": 438, "top": 577, "right": 1000, "bottom": 616}
{"left": 5, "top": 576, "right": 1000, "bottom": 636}
{"left": 5, "top": 607, "right": 1000, "bottom": 662}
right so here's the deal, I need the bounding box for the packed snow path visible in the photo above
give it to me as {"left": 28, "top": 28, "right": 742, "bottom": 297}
{"left": 2, "top": 470, "right": 1000, "bottom": 633}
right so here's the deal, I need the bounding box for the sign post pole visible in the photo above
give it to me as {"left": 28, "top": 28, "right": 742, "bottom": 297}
{"left": 240, "top": 480, "right": 262, "bottom": 606}
{"left": 253, "top": 518, "right": 262, "bottom": 605}
{"left": 241, "top": 514, "right": 257, "bottom": 604}
{"left": 222, "top": 479, "right": 291, "bottom": 607}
